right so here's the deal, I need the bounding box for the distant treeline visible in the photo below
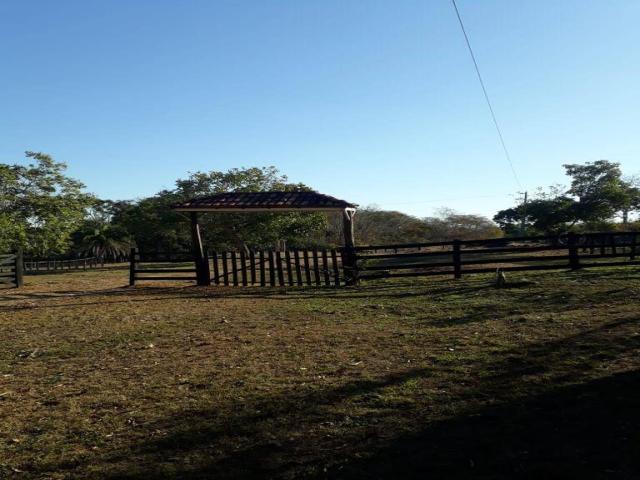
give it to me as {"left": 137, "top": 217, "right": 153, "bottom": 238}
{"left": 1, "top": 153, "right": 638, "bottom": 258}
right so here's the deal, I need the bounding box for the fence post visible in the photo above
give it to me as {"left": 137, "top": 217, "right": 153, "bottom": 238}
{"left": 342, "top": 247, "right": 358, "bottom": 286}
{"left": 568, "top": 232, "right": 580, "bottom": 270}
{"left": 453, "top": 240, "right": 462, "bottom": 279}
{"left": 15, "top": 249, "right": 24, "bottom": 288}
{"left": 631, "top": 233, "right": 637, "bottom": 260}
{"left": 129, "top": 247, "right": 136, "bottom": 286}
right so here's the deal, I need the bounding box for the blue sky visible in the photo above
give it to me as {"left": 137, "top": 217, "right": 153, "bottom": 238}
{"left": 1, "top": 0, "right": 639, "bottom": 218}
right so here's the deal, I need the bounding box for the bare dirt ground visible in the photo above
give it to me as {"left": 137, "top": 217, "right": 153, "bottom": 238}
{"left": 1, "top": 267, "right": 639, "bottom": 479}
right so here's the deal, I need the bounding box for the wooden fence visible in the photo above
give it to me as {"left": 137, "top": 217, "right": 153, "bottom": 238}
{"left": 352, "top": 231, "right": 640, "bottom": 281}
{"left": 129, "top": 247, "right": 344, "bottom": 287}
{"left": 23, "top": 257, "right": 104, "bottom": 273}
{"left": 128, "top": 232, "right": 640, "bottom": 287}
{"left": 129, "top": 249, "right": 199, "bottom": 286}
{"left": 0, "top": 251, "right": 24, "bottom": 288}
{"left": 209, "top": 248, "right": 343, "bottom": 287}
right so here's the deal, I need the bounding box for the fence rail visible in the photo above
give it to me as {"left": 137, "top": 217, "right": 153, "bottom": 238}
{"left": 129, "top": 248, "right": 198, "bottom": 285}
{"left": 23, "top": 256, "right": 113, "bottom": 273}
{"left": 0, "top": 251, "right": 24, "bottom": 288}
{"left": 128, "top": 232, "right": 640, "bottom": 287}
{"left": 353, "top": 232, "right": 639, "bottom": 281}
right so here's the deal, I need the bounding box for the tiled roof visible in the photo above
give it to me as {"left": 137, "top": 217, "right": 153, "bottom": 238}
{"left": 171, "top": 191, "right": 356, "bottom": 211}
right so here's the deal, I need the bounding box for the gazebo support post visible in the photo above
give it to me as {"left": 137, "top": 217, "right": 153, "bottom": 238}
{"left": 342, "top": 208, "right": 358, "bottom": 286}
{"left": 190, "top": 212, "right": 210, "bottom": 286}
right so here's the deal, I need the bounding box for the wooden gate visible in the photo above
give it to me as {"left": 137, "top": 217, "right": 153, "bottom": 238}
{"left": 128, "top": 247, "right": 345, "bottom": 287}
{"left": 210, "top": 248, "right": 343, "bottom": 287}
{"left": 0, "top": 251, "right": 24, "bottom": 288}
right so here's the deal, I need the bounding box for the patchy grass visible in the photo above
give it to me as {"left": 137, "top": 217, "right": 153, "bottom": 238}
{"left": 1, "top": 267, "right": 639, "bottom": 479}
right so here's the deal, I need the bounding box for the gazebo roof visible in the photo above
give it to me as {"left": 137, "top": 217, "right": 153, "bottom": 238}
{"left": 171, "top": 191, "right": 357, "bottom": 213}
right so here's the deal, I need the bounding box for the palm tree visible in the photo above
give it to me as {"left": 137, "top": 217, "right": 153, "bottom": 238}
{"left": 79, "top": 225, "right": 131, "bottom": 261}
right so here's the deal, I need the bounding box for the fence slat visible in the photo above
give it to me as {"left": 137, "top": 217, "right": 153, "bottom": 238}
{"left": 285, "top": 251, "right": 294, "bottom": 286}
{"left": 331, "top": 249, "right": 340, "bottom": 286}
{"left": 303, "top": 250, "right": 312, "bottom": 285}
{"left": 212, "top": 251, "right": 220, "bottom": 285}
{"left": 231, "top": 252, "right": 239, "bottom": 286}
{"left": 240, "top": 251, "right": 248, "bottom": 286}
{"left": 294, "top": 250, "right": 303, "bottom": 286}
{"left": 276, "top": 251, "right": 285, "bottom": 286}
{"left": 268, "top": 251, "right": 276, "bottom": 286}
{"left": 322, "top": 250, "right": 331, "bottom": 286}
{"left": 260, "top": 251, "right": 266, "bottom": 287}
{"left": 222, "top": 252, "right": 229, "bottom": 286}
{"left": 250, "top": 251, "right": 257, "bottom": 285}
{"left": 312, "top": 250, "right": 321, "bottom": 286}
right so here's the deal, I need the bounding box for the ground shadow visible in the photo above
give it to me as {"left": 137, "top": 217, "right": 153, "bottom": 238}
{"left": 34, "top": 311, "right": 640, "bottom": 479}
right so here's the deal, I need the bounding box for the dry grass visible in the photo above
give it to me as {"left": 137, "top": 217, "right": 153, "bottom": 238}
{"left": 1, "top": 266, "right": 639, "bottom": 479}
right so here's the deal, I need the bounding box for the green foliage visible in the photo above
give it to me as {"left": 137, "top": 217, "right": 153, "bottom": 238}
{"left": 0, "top": 152, "right": 95, "bottom": 256}
{"left": 110, "top": 166, "right": 328, "bottom": 251}
{"left": 71, "top": 201, "right": 132, "bottom": 260}
{"left": 494, "top": 160, "right": 640, "bottom": 235}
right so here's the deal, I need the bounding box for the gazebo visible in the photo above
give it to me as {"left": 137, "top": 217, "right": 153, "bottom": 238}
{"left": 171, "top": 191, "right": 358, "bottom": 285}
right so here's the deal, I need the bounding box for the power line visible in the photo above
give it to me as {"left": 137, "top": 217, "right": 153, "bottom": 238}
{"left": 450, "top": 0, "right": 522, "bottom": 189}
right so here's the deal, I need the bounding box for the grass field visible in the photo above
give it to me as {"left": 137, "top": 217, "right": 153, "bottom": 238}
{"left": 1, "top": 266, "right": 639, "bottom": 479}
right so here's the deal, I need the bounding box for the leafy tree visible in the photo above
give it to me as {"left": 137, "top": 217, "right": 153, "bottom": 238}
{"left": 0, "top": 152, "right": 94, "bottom": 256}
{"left": 494, "top": 161, "right": 640, "bottom": 234}
{"left": 564, "top": 160, "right": 639, "bottom": 224}
{"left": 494, "top": 196, "right": 575, "bottom": 235}
{"left": 110, "top": 167, "right": 328, "bottom": 251}
{"left": 424, "top": 208, "right": 502, "bottom": 241}
{"left": 71, "top": 201, "right": 131, "bottom": 260}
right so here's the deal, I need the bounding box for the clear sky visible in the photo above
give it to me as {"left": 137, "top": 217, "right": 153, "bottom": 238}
{"left": 1, "top": 0, "right": 639, "bottom": 218}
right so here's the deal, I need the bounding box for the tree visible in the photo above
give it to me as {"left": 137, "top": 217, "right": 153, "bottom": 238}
{"left": 110, "top": 166, "right": 328, "bottom": 251}
{"left": 71, "top": 201, "right": 131, "bottom": 260}
{"left": 345, "top": 207, "right": 429, "bottom": 245}
{"left": 494, "top": 161, "right": 640, "bottom": 234}
{"left": 424, "top": 208, "right": 502, "bottom": 241}
{"left": 564, "top": 160, "right": 639, "bottom": 224}
{"left": 0, "top": 152, "right": 94, "bottom": 256}
{"left": 494, "top": 196, "right": 575, "bottom": 235}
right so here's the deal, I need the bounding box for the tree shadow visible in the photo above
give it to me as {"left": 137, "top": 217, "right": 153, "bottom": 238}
{"left": 35, "top": 313, "right": 640, "bottom": 479}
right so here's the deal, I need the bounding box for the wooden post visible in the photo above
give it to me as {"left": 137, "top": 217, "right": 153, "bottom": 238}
{"left": 129, "top": 247, "right": 136, "bottom": 286}
{"left": 189, "top": 212, "right": 207, "bottom": 286}
{"left": 15, "top": 249, "right": 24, "bottom": 288}
{"left": 342, "top": 208, "right": 358, "bottom": 286}
{"left": 568, "top": 232, "right": 580, "bottom": 270}
{"left": 453, "top": 240, "right": 462, "bottom": 279}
